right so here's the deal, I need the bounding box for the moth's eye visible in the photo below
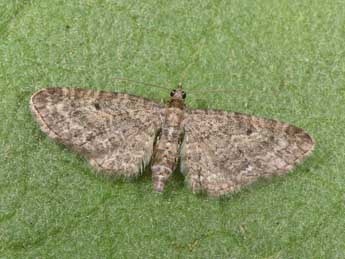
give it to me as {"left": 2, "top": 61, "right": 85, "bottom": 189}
{"left": 182, "top": 91, "right": 186, "bottom": 99}
{"left": 170, "top": 90, "right": 176, "bottom": 97}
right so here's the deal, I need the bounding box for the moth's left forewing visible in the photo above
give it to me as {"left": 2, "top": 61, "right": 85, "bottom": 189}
{"left": 30, "top": 87, "right": 164, "bottom": 177}
{"left": 181, "top": 109, "right": 315, "bottom": 197}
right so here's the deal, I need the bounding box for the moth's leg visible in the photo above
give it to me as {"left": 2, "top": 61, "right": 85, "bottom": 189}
{"left": 151, "top": 128, "right": 162, "bottom": 163}
{"left": 159, "top": 112, "right": 164, "bottom": 124}
{"left": 178, "top": 128, "right": 187, "bottom": 176}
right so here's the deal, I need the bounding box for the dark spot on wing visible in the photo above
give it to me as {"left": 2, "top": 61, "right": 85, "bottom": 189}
{"left": 94, "top": 103, "right": 101, "bottom": 110}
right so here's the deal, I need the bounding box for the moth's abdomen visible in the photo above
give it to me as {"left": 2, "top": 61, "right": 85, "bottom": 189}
{"left": 151, "top": 106, "right": 184, "bottom": 192}
{"left": 151, "top": 126, "right": 182, "bottom": 192}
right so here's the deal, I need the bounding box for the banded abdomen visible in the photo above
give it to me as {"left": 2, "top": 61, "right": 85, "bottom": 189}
{"left": 151, "top": 107, "right": 184, "bottom": 192}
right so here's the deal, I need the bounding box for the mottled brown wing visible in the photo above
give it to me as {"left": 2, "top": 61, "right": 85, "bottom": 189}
{"left": 181, "top": 109, "right": 315, "bottom": 197}
{"left": 30, "top": 87, "right": 164, "bottom": 177}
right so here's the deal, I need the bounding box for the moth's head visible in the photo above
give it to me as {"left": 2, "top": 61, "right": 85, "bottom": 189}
{"left": 170, "top": 83, "right": 186, "bottom": 100}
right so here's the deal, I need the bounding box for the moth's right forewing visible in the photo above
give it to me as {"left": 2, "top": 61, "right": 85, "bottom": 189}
{"left": 181, "top": 109, "right": 315, "bottom": 197}
{"left": 30, "top": 87, "right": 164, "bottom": 177}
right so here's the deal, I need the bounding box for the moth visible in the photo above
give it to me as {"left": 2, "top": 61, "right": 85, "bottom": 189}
{"left": 30, "top": 84, "right": 315, "bottom": 197}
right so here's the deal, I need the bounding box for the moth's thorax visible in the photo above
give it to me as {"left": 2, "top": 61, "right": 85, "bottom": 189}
{"left": 168, "top": 99, "right": 185, "bottom": 110}
{"left": 165, "top": 107, "right": 184, "bottom": 127}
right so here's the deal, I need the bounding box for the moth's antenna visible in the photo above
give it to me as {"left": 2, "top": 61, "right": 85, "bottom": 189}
{"left": 113, "top": 77, "right": 171, "bottom": 91}
{"left": 188, "top": 87, "right": 238, "bottom": 94}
